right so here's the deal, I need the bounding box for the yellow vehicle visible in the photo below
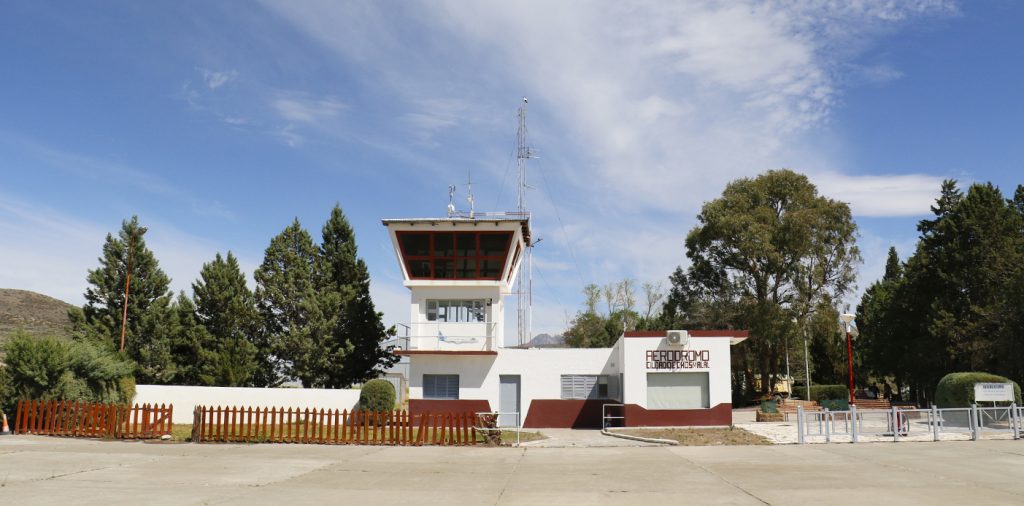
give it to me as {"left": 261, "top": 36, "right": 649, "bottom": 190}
{"left": 753, "top": 375, "right": 793, "bottom": 402}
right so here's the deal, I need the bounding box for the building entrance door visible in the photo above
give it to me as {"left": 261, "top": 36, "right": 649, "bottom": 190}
{"left": 499, "top": 375, "right": 521, "bottom": 427}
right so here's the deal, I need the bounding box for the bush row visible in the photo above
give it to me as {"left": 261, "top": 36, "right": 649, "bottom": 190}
{"left": 806, "top": 384, "right": 849, "bottom": 402}
{"left": 935, "top": 372, "right": 1022, "bottom": 408}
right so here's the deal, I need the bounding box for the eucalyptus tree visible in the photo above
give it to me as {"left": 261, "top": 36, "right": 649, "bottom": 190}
{"left": 682, "top": 169, "right": 861, "bottom": 394}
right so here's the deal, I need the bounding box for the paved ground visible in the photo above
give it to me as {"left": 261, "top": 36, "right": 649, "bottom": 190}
{"left": 4, "top": 436, "right": 1024, "bottom": 505}
{"left": 521, "top": 428, "right": 662, "bottom": 447}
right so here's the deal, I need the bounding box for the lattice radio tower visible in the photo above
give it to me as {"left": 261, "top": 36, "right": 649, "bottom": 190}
{"left": 515, "top": 97, "right": 536, "bottom": 346}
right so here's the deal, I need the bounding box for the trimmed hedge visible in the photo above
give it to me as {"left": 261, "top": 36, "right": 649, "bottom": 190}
{"left": 359, "top": 379, "right": 397, "bottom": 412}
{"left": 806, "top": 384, "right": 849, "bottom": 402}
{"left": 819, "top": 399, "right": 849, "bottom": 411}
{"left": 935, "top": 372, "right": 1022, "bottom": 408}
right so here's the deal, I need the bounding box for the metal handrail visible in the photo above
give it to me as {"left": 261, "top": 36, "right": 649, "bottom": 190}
{"left": 602, "top": 403, "right": 625, "bottom": 430}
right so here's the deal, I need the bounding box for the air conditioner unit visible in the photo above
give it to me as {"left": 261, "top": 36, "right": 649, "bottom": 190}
{"left": 666, "top": 330, "right": 688, "bottom": 347}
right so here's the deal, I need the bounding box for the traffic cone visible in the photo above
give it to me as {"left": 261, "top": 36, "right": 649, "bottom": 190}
{"left": 1, "top": 413, "right": 10, "bottom": 435}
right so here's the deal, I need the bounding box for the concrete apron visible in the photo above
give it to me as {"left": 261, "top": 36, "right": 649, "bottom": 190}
{"left": 522, "top": 428, "right": 665, "bottom": 448}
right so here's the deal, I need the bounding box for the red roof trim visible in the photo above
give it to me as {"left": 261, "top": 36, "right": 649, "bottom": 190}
{"left": 623, "top": 330, "right": 749, "bottom": 338}
{"left": 394, "top": 350, "right": 498, "bottom": 356}
{"left": 623, "top": 331, "right": 666, "bottom": 337}
{"left": 689, "top": 330, "right": 749, "bottom": 337}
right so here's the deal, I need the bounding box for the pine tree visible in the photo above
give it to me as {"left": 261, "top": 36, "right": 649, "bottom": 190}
{"left": 320, "top": 204, "right": 397, "bottom": 387}
{"left": 254, "top": 219, "right": 333, "bottom": 387}
{"left": 169, "top": 293, "right": 211, "bottom": 386}
{"left": 82, "top": 215, "right": 171, "bottom": 355}
{"left": 133, "top": 294, "right": 179, "bottom": 384}
{"left": 192, "top": 252, "right": 258, "bottom": 386}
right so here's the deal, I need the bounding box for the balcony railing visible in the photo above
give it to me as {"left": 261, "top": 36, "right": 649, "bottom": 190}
{"left": 386, "top": 321, "right": 498, "bottom": 352}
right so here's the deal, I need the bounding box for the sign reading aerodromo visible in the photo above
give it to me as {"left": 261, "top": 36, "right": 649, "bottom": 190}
{"left": 645, "top": 350, "right": 711, "bottom": 370}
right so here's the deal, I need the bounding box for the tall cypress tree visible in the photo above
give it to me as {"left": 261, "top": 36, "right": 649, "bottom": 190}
{"left": 320, "top": 204, "right": 398, "bottom": 387}
{"left": 192, "top": 252, "right": 258, "bottom": 386}
{"left": 254, "top": 219, "right": 333, "bottom": 387}
{"left": 82, "top": 216, "right": 171, "bottom": 355}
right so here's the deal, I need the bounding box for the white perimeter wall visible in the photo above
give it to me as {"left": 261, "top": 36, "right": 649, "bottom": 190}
{"left": 620, "top": 336, "right": 733, "bottom": 409}
{"left": 135, "top": 385, "right": 362, "bottom": 424}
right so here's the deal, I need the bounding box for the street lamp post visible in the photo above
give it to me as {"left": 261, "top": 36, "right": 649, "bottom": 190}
{"left": 802, "top": 324, "right": 811, "bottom": 403}
{"left": 792, "top": 317, "right": 811, "bottom": 402}
{"left": 840, "top": 313, "right": 856, "bottom": 405}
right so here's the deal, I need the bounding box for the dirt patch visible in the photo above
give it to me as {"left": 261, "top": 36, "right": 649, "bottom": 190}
{"left": 613, "top": 427, "right": 772, "bottom": 446}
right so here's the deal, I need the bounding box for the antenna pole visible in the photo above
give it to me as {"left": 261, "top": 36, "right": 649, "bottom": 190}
{"left": 515, "top": 97, "right": 533, "bottom": 346}
{"left": 467, "top": 170, "right": 475, "bottom": 219}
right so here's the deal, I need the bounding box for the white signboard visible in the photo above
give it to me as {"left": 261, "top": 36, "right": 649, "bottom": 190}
{"left": 974, "top": 382, "right": 1014, "bottom": 402}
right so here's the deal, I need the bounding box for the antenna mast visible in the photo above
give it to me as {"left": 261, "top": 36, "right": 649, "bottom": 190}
{"left": 515, "top": 97, "right": 534, "bottom": 346}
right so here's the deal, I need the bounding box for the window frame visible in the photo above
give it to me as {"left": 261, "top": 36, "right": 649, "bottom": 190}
{"left": 560, "top": 374, "right": 612, "bottom": 400}
{"left": 397, "top": 231, "right": 513, "bottom": 280}
{"left": 425, "top": 299, "right": 487, "bottom": 322}
{"left": 423, "top": 374, "right": 460, "bottom": 400}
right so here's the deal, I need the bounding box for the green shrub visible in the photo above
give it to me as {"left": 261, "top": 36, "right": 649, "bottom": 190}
{"left": 359, "top": 379, "right": 396, "bottom": 412}
{"left": 935, "top": 372, "right": 1022, "bottom": 408}
{"left": 1, "top": 332, "right": 135, "bottom": 414}
{"left": 819, "top": 399, "right": 849, "bottom": 411}
{"left": 760, "top": 400, "right": 778, "bottom": 413}
{"left": 806, "top": 384, "right": 849, "bottom": 402}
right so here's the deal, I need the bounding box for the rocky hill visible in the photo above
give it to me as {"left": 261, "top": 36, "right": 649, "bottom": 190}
{"left": 0, "top": 288, "right": 75, "bottom": 343}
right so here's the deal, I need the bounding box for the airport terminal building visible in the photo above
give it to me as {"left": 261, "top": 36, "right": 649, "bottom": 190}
{"left": 383, "top": 213, "right": 747, "bottom": 428}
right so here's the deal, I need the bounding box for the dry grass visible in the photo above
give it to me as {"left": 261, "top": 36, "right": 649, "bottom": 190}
{"left": 614, "top": 426, "right": 772, "bottom": 446}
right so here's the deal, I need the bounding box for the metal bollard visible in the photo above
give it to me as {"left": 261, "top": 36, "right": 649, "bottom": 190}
{"left": 932, "top": 405, "right": 940, "bottom": 442}
{"left": 797, "top": 405, "right": 805, "bottom": 445}
{"left": 850, "top": 405, "right": 858, "bottom": 443}
{"left": 1011, "top": 403, "right": 1019, "bottom": 440}
{"left": 824, "top": 408, "right": 831, "bottom": 444}
{"left": 970, "top": 404, "right": 978, "bottom": 441}
{"left": 891, "top": 405, "right": 899, "bottom": 443}
{"left": 1007, "top": 405, "right": 1015, "bottom": 440}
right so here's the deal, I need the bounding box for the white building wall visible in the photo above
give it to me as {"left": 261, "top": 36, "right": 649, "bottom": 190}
{"left": 134, "top": 385, "right": 362, "bottom": 424}
{"left": 620, "top": 336, "right": 733, "bottom": 409}
{"left": 408, "top": 348, "right": 620, "bottom": 414}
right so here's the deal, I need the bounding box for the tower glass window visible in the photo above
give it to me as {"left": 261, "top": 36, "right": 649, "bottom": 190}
{"left": 398, "top": 231, "right": 513, "bottom": 280}
{"left": 426, "top": 300, "right": 487, "bottom": 322}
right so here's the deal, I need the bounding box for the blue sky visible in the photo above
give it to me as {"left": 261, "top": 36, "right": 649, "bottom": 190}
{"left": 2, "top": 1, "right": 1022, "bottom": 338}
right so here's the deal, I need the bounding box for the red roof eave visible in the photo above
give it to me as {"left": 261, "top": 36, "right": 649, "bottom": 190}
{"left": 622, "top": 330, "right": 750, "bottom": 338}
{"left": 394, "top": 350, "right": 498, "bottom": 356}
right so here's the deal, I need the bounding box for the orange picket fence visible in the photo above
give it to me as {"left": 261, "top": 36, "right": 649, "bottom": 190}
{"left": 191, "top": 405, "right": 478, "bottom": 446}
{"left": 14, "top": 399, "right": 173, "bottom": 439}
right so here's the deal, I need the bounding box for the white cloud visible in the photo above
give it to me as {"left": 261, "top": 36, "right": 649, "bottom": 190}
{"left": 272, "top": 95, "right": 346, "bottom": 123}
{"left": 197, "top": 68, "right": 238, "bottom": 89}
{"left": 256, "top": 0, "right": 956, "bottom": 333}
{"left": 0, "top": 195, "right": 253, "bottom": 305}
{"left": 814, "top": 171, "right": 949, "bottom": 217}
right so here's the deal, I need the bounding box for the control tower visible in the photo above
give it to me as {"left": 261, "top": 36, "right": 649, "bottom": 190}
{"left": 381, "top": 214, "right": 529, "bottom": 351}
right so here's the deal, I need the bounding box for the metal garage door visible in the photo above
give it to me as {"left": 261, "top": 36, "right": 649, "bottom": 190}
{"left": 646, "top": 372, "right": 709, "bottom": 409}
